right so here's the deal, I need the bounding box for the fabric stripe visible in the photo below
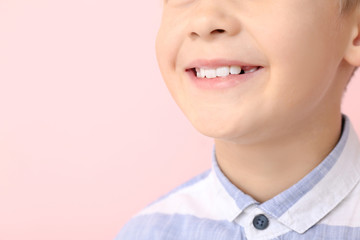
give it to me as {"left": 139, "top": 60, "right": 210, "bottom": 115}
{"left": 115, "top": 213, "right": 245, "bottom": 240}
{"left": 115, "top": 213, "right": 360, "bottom": 240}
{"left": 279, "top": 224, "right": 360, "bottom": 240}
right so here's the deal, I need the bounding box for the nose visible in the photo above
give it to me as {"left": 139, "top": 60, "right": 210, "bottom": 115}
{"left": 187, "top": 1, "right": 240, "bottom": 41}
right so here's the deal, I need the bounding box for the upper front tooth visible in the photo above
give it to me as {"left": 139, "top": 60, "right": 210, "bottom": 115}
{"left": 216, "top": 66, "right": 230, "bottom": 77}
{"left": 230, "top": 66, "right": 241, "bottom": 74}
{"left": 200, "top": 68, "right": 206, "bottom": 78}
{"left": 205, "top": 69, "right": 217, "bottom": 78}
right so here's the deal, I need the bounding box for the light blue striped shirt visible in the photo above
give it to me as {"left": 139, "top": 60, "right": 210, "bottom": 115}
{"left": 116, "top": 114, "right": 360, "bottom": 240}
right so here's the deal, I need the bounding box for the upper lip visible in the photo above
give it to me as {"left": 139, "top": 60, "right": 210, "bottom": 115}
{"left": 185, "top": 58, "right": 262, "bottom": 70}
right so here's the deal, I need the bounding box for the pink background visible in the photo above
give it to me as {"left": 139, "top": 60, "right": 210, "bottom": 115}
{"left": 0, "top": 1, "right": 359, "bottom": 239}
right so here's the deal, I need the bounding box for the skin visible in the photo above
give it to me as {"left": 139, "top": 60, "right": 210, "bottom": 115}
{"left": 155, "top": 0, "right": 360, "bottom": 202}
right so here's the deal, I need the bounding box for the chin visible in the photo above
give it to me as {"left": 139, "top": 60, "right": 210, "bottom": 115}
{"left": 189, "top": 113, "right": 269, "bottom": 144}
{"left": 190, "top": 118, "right": 244, "bottom": 141}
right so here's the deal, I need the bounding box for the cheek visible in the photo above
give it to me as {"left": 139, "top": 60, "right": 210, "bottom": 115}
{"left": 263, "top": 66, "right": 337, "bottom": 126}
{"left": 257, "top": 20, "right": 339, "bottom": 111}
{"left": 156, "top": 22, "right": 190, "bottom": 99}
{"left": 156, "top": 36, "right": 180, "bottom": 91}
{"left": 155, "top": 17, "right": 184, "bottom": 70}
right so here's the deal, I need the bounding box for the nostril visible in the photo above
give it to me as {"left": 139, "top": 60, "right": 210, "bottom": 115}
{"left": 211, "top": 29, "right": 225, "bottom": 34}
{"left": 190, "top": 32, "right": 200, "bottom": 38}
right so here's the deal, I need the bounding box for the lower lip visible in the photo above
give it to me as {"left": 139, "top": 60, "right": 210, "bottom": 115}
{"left": 186, "top": 67, "right": 264, "bottom": 90}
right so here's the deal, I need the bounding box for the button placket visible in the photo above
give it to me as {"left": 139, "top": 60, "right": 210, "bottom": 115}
{"left": 235, "top": 205, "right": 292, "bottom": 239}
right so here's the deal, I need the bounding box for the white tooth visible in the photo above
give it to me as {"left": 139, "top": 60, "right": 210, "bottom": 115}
{"left": 196, "top": 68, "right": 201, "bottom": 77}
{"left": 244, "top": 67, "right": 258, "bottom": 74}
{"left": 205, "top": 69, "right": 217, "bottom": 78}
{"left": 216, "top": 66, "right": 230, "bottom": 77}
{"left": 230, "top": 66, "right": 242, "bottom": 74}
{"left": 200, "top": 68, "right": 206, "bottom": 78}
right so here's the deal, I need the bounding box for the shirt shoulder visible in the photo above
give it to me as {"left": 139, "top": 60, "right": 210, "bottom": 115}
{"left": 319, "top": 178, "right": 360, "bottom": 227}
{"left": 115, "top": 169, "right": 216, "bottom": 240}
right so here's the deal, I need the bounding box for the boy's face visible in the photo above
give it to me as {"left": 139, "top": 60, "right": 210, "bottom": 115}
{"left": 156, "top": 0, "right": 355, "bottom": 143}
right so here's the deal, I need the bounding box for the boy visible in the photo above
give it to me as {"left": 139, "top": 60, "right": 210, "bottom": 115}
{"left": 116, "top": 0, "right": 360, "bottom": 239}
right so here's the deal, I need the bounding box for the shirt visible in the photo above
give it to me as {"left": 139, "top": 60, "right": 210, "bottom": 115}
{"left": 115, "top": 114, "right": 360, "bottom": 240}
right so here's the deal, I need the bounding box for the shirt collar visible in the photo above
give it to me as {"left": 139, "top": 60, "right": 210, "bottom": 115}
{"left": 211, "top": 114, "right": 360, "bottom": 233}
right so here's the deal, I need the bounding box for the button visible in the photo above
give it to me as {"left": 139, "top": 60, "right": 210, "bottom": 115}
{"left": 253, "top": 214, "right": 269, "bottom": 230}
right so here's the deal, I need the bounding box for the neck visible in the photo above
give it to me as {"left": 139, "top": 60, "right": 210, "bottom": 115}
{"left": 214, "top": 113, "right": 343, "bottom": 203}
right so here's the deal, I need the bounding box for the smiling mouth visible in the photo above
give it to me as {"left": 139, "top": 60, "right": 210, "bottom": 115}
{"left": 187, "top": 66, "right": 263, "bottom": 79}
